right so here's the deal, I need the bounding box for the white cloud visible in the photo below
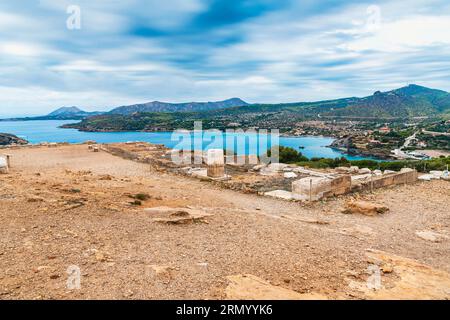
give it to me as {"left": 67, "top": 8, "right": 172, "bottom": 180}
{"left": 339, "top": 15, "right": 450, "bottom": 52}
{"left": 0, "top": 42, "right": 46, "bottom": 57}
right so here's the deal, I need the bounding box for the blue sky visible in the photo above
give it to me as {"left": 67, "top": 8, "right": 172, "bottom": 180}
{"left": 0, "top": 0, "right": 450, "bottom": 115}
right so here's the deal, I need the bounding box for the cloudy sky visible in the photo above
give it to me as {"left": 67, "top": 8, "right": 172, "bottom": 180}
{"left": 1, "top": 0, "right": 450, "bottom": 116}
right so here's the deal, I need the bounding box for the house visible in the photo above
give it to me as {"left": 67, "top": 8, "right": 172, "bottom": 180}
{"left": 378, "top": 126, "right": 391, "bottom": 133}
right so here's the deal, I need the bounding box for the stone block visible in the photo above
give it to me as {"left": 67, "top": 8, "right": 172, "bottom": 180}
{"left": 207, "top": 149, "right": 225, "bottom": 178}
{"left": 0, "top": 155, "right": 8, "bottom": 174}
{"left": 292, "top": 177, "right": 332, "bottom": 201}
{"left": 330, "top": 175, "right": 352, "bottom": 195}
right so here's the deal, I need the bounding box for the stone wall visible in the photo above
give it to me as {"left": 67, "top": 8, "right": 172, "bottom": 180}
{"left": 359, "top": 168, "right": 418, "bottom": 192}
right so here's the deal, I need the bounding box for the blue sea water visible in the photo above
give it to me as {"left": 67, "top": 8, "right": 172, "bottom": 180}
{"left": 0, "top": 120, "right": 371, "bottom": 160}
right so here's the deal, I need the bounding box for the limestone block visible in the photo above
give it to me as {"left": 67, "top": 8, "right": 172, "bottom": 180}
{"left": 0, "top": 156, "right": 8, "bottom": 174}
{"left": 292, "top": 177, "right": 332, "bottom": 201}
{"left": 349, "top": 166, "right": 359, "bottom": 173}
{"left": 284, "top": 172, "right": 298, "bottom": 179}
{"left": 330, "top": 175, "right": 352, "bottom": 195}
{"left": 264, "top": 190, "right": 293, "bottom": 200}
{"left": 206, "top": 149, "right": 224, "bottom": 165}
{"left": 373, "top": 170, "right": 383, "bottom": 176}
{"left": 207, "top": 149, "right": 225, "bottom": 178}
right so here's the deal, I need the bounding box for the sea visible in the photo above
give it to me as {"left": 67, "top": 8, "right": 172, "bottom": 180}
{"left": 0, "top": 120, "right": 371, "bottom": 160}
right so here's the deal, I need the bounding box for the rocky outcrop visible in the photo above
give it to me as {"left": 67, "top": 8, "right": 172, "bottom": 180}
{"left": 342, "top": 201, "right": 389, "bottom": 216}
{"left": 0, "top": 133, "right": 28, "bottom": 146}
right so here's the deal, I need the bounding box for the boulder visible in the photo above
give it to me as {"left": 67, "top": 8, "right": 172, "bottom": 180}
{"left": 264, "top": 190, "right": 293, "bottom": 200}
{"left": 342, "top": 201, "right": 389, "bottom": 216}
{"left": 359, "top": 168, "right": 372, "bottom": 174}
{"left": 283, "top": 172, "right": 298, "bottom": 179}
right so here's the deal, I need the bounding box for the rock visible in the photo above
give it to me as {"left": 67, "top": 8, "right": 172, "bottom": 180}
{"left": 251, "top": 164, "right": 266, "bottom": 172}
{"left": 373, "top": 170, "right": 383, "bottom": 176}
{"left": 342, "top": 201, "right": 389, "bottom": 216}
{"left": 225, "top": 274, "right": 327, "bottom": 300}
{"left": 264, "top": 190, "right": 293, "bottom": 200}
{"left": 145, "top": 206, "right": 213, "bottom": 224}
{"left": 415, "top": 230, "right": 448, "bottom": 243}
{"left": 383, "top": 170, "right": 396, "bottom": 175}
{"left": 95, "top": 251, "right": 113, "bottom": 262}
{"left": 259, "top": 163, "right": 289, "bottom": 176}
{"left": 418, "top": 174, "right": 436, "bottom": 181}
{"left": 335, "top": 167, "right": 351, "bottom": 173}
{"left": 268, "top": 163, "right": 289, "bottom": 172}
{"left": 359, "top": 168, "right": 372, "bottom": 174}
{"left": 0, "top": 133, "right": 28, "bottom": 146}
{"left": 361, "top": 250, "right": 450, "bottom": 299}
{"left": 381, "top": 264, "right": 394, "bottom": 274}
{"left": 429, "top": 171, "right": 444, "bottom": 179}
{"left": 283, "top": 172, "right": 298, "bottom": 179}
{"left": 349, "top": 166, "right": 359, "bottom": 173}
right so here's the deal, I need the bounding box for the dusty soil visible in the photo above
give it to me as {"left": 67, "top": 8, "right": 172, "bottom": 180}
{"left": 0, "top": 144, "right": 449, "bottom": 300}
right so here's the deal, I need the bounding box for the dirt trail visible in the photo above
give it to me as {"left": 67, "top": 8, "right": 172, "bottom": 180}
{"left": 0, "top": 145, "right": 449, "bottom": 299}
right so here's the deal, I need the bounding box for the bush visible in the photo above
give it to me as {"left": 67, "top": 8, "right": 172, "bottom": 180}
{"left": 267, "top": 146, "right": 308, "bottom": 163}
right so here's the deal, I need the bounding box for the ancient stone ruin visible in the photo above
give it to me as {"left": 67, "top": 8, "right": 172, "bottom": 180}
{"left": 206, "top": 149, "right": 225, "bottom": 178}
{"left": 0, "top": 154, "right": 9, "bottom": 174}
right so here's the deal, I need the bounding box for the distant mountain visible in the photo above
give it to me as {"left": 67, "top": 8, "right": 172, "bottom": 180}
{"left": 0, "top": 106, "right": 105, "bottom": 121}
{"left": 323, "top": 85, "right": 450, "bottom": 118}
{"left": 63, "top": 85, "right": 450, "bottom": 133}
{"left": 108, "top": 98, "right": 249, "bottom": 115}
{"left": 45, "top": 106, "right": 104, "bottom": 119}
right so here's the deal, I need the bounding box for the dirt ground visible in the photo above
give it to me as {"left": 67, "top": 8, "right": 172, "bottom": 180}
{"left": 0, "top": 144, "right": 449, "bottom": 300}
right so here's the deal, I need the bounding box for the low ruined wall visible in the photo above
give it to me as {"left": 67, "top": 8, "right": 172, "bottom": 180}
{"left": 357, "top": 169, "right": 418, "bottom": 192}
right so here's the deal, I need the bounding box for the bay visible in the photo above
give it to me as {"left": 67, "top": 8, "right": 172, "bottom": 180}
{"left": 0, "top": 120, "right": 370, "bottom": 160}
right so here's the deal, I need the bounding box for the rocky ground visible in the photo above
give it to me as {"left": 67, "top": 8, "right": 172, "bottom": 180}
{"left": 0, "top": 144, "right": 449, "bottom": 300}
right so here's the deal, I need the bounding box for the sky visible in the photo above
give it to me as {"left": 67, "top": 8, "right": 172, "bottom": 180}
{"left": 0, "top": 0, "right": 450, "bottom": 116}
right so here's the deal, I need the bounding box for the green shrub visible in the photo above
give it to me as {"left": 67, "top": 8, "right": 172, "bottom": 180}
{"left": 267, "top": 146, "right": 309, "bottom": 163}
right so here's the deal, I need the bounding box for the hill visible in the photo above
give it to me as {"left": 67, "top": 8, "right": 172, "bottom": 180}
{"left": 63, "top": 85, "right": 450, "bottom": 132}
{"left": 323, "top": 85, "right": 450, "bottom": 118}
{"left": 0, "top": 106, "right": 104, "bottom": 121}
{"left": 108, "top": 98, "right": 248, "bottom": 115}
{"left": 43, "top": 106, "right": 104, "bottom": 120}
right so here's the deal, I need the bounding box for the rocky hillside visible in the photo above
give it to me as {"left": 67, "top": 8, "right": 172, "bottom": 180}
{"left": 108, "top": 98, "right": 248, "bottom": 115}
{"left": 324, "top": 85, "right": 450, "bottom": 118}
{"left": 0, "top": 133, "right": 28, "bottom": 145}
